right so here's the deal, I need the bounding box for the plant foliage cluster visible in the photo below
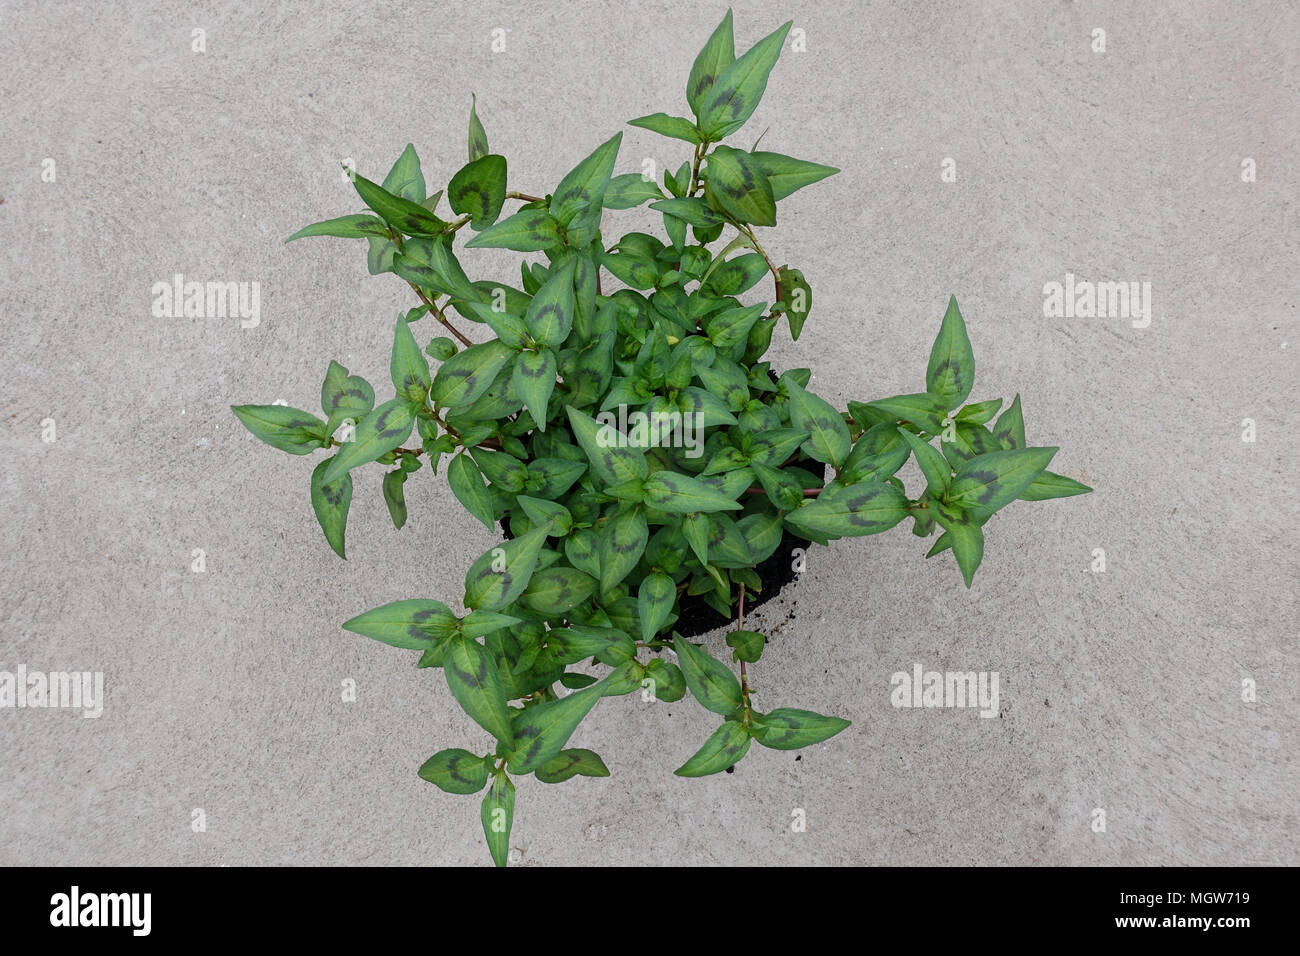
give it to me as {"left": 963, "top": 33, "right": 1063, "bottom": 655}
{"left": 235, "top": 11, "right": 1090, "bottom": 865}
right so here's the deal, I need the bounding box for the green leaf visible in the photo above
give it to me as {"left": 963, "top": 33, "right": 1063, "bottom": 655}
{"left": 516, "top": 495, "right": 571, "bottom": 535}
{"left": 939, "top": 422, "right": 1003, "bottom": 468}
{"left": 751, "top": 708, "right": 850, "bottom": 750}
{"left": 675, "top": 720, "right": 750, "bottom": 777}
{"left": 512, "top": 349, "right": 557, "bottom": 431}
{"left": 598, "top": 507, "right": 649, "bottom": 593}
{"left": 390, "top": 318, "right": 431, "bottom": 403}
{"left": 550, "top": 132, "right": 622, "bottom": 228}
{"left": 704, "top": 145, "right": 776, "bottom": 226}
{"left": 650, "top": 197, "right": 724, "bottom": 228}
{"left": 447, "top": 454, "right": 497, "bottom": 530}
{"left": 507, "top": 683, "right": 603, "bottom": 774}
{"left": 926, "top": 531, "right": 952, "bottom": 558}
{"left": 604, "top": 173, "right": 666, "bottom": 210}
{"left": 933, "top": 506, "right": 985, "bottom": 588}
{"left": 480, "top": 774, "right": 515, "bottom": 868}
{"left": 785, "top": 379, "right": 851, "bottom": 467}
{"left": 637, "top": 572, "right": 676, "bottom": 642}
{"left": 682, "top": 512, "right": 710, "bottom": 566}
{"left": 865, "top": 393, "right": 949, "bottom": 435}
{"left": 382, "top": 469, "right": 407, "bottom": 529}
{"left": 642, "top": 470, "right": 742, "bottom": 514}
{"left": 1019, "top": 469, "right": 1093, "bottom": 501}
{"left": 777, "top": 266, "right": 812, "bottom": 340}
{"left": 628, "top": 113, "right": 701, "bottom": 144}
{"left": 704, "top": 253, "right": 768, "bottom": 297}
{"left": 748, "top": 427, "right": 810, "bottom": 467}
{"left": 751, "top": 152, "right": 839, "bottom": 201}
{"left": 286, "top": 214, "right": 390, "bottom": 242}
{"left": 341, "top": 598, "right": 458, "bottom": 650}
{"left": 526, "top": 258, "right": 577, "bottom": 347}
{"left": 926, "top": 295, "right": 975, "bottom": 408}
{"left": 604, "top": 657, "right": 650, "bottom": 700}
{"left": 726, "top": 629, "right": 765, "bottom": 663}
{"left": 842, "top": 423, "right": 909, "bottom": 482}
{"left": 956, "top": 398, "right": 1002, "bottom": 426}
{"left": 783, "top": 479, "right": 910, "bottom": 539}
{"left": 736, "top": 509, "right": 784, "bottom": 563}
{"left": 445, "top": 635, "right": 515, "bottom": 746}
{"left": 449, "top": 154, "right": 508, "bottom": 230}
{"left": 321, "top": 399, "right": 414, "bottom": 484}
{"left": 546, "top": 625, "right": 636, "bottom": 666}
{"left": 418, "top": 238, "right": 480, "bottom": 301}
{"left": 643, "top": 658, "right": 687, "bottom": 702}
{"left": 460, "top": 301, "right": 527, "bottom": 348}
{"left": 520, "top": 567, "right": 598, "bottom": 615}
{"left": 601, "top": 251, "right": 658, "bottom": 290}
{"left": 465, "top": 208, "right": 561, "bottom": 251}
{"left": 695, "top": 359, "right": 750, "bottom": 413}
{"left": 468, "top": 93, "right": 489, "bottom": 161}
{"left": 535, "top": 748, "right": 610, "bottom": 784}
{"left": 464, "top": 527, "right": 548, "bottom": 612}
{"left": 748, "top": 461, "right": 801, "bottom": 510}
{"left": 320, "top": 360, "right": 375, "bottom": 432}
{"left": 698, "top": 20, "right": 792, "bottom": 139}
{"left": 366, "top": 234, "right": 398, "bottom": 276}
{"left": 461, "top": 609, "right": 522, "bottom": 639}
{"left": 566, "top": 406, "right": 649, "bottom": 486}
{"left": 946, "top": 447, "right": 1058, "bottom": 519}
{"left": 524, "top": 457, "right": 588, "bottom": 498}
{"left": 232, "top": 403, "right": 327, "bottom": 455}
{"left": 419, "top": 748, "right": 489, "bottom": 795}
{"left": 309, "top": 458, "right": 352, "bottom": 558}
{"left": 897, "top": 428, "right": 951, "bottom": 498}
{"left": 704, "top": 301, "right": 766, "bottom": 352}
{"left": 686, "top": 9, "right": 735, "bottom": 118}
{"left": 430, "top": 339, "right": 514, "bottom": 407}
{"left": 992, "top": 393, "right": 1026, "bottom": 449}
{"left": 563, "top": 528, "right": 599, "bottom": 578}
{"left": 673, "top": 635, "right": 743, "bottom": 715}
{"left": 383, "top": 143, "right": 426, "bottom": 202}
{"left": 351, "top": 170, "right": 446, "bottom": 237}
{"left": 426, "top": 336, "right": 457, "bottom": 361}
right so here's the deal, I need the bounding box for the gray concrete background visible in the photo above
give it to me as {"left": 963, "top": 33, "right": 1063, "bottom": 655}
{"left": 1, "top": 0, "right": 1296, "bottom": 866}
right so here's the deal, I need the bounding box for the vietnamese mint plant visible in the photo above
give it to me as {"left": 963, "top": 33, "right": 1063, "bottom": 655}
{"left": 234, "top": 10, "right": 1092, "bottom": 866}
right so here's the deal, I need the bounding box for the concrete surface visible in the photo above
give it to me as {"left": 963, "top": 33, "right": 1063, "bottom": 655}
{"left": 1, "top": 0, "right": 1296, "bottom": 866}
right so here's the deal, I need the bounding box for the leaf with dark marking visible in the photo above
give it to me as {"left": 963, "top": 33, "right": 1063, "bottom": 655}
{"left": 419, "top": 748, "right": 489, "bottom": 794}
{"left": 506, "top": 683, "right": 603, "bottom": 775}
{"left": 675, "top": 720, "right": 750, "bottom": 776}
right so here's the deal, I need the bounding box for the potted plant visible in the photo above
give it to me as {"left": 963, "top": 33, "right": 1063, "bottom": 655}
{"left": 234, "top": 10, "right": 1090, "bottom": 866}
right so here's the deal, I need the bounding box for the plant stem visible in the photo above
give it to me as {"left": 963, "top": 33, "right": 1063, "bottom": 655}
{"left": 736, "top": 222, "right": 782, "bottom": 304}
{"left": 743, "top": 486, "right": 823, "bottom": 497}
{"left": 737, "top": 584, "right": 750, "bottom": 702}
{"left": 507, "top": 191, "right": 545, "bottom": 203}
{"left": 689, "top": 139, "right": 709, "bottom": 195}
{"left": 409, "top": 284, "right": 475, "bottom": 348}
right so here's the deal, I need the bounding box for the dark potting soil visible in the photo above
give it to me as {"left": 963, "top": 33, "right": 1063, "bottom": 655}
{"left": 670, "top": 524, "right": 811, "bottom": 638}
